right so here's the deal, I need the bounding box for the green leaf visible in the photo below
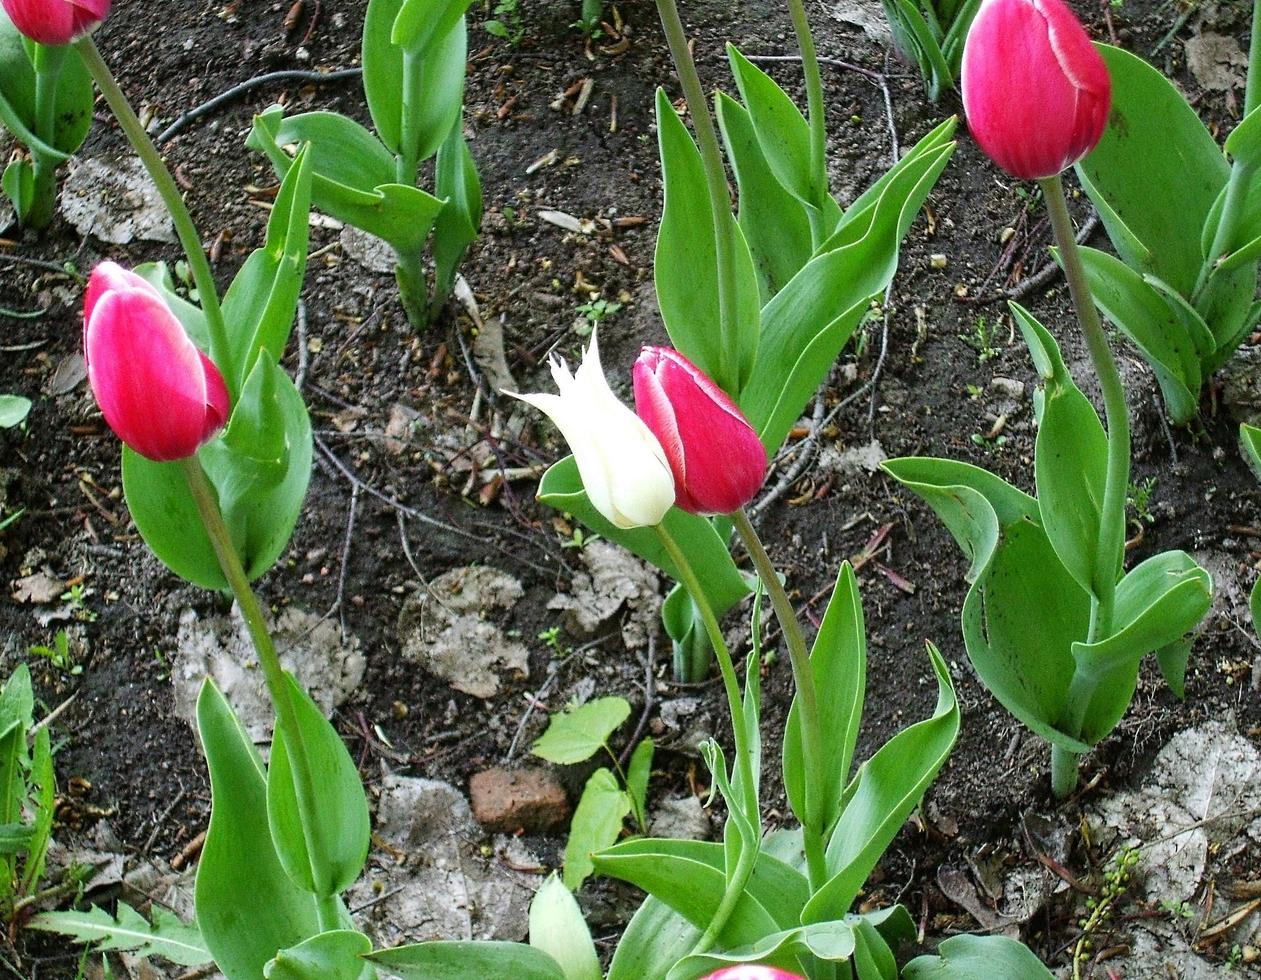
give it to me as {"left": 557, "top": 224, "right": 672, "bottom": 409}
{"left": 529, "top": 875, "right": 601, "bottom": 980}
{"left": 716, "top": 92, "right": 814, "bottom": 300}
{"left": 222, "top": 143, "right": 313, "bottom": 389}
{"left": 563, "top": 768, "right": 631, "bottom": 890}
{"left": 1012, "top": 306, "right": 1110, "bottom": 597}
{"left": 804, "top": 644, "right": 958, "bottom": 922}
{"left": 0, "top": 16, "right": 77, "bottom": 164}
{"left": 391, "top": 0, "right": 475, "bottom": 53}
{"left": 264, "top": 930, "right": 371, "bottom": 979}
{"left": 267, "top": 673, "right": 370, "bottom": 897}
{"left": 670, "top": 920, "right": 857, "bottom": 980}
{"left": 783, "top": 562, "right": 865, "bottom": 834}
{"left": 851, "top": 917, "right": 897, "bottom": 980}
{"left": 626, "top": 737, "right": 654, "bottom": 824}
{"left": 1076, "top": 44, "right": 1227, "bottom": 296}
{"left": 538, "top": 455, "right": 750, "bottom": 619}
{"left": 0, "top": 663, "right": 33, "bottom": 733}
{"left": 432, "top": 117, "right": 482, "bottom": 310}
{"left": 880, "top": 0, "right": 953, "bottom": 101}
{"left": 654, "top": 87, "right": 761, "bottom": 393}
{"left": 727, "top": 45, "right": 820, "bottom": 207}
{"left": 1252, "top": 578, "right": 1261, "bottom": 644}
{"left": 0, "top": 394, "right": 31, "bottom": 428}
{"left": 0, "top": 822, "right": 33, "bottom": 855}
{"left": 607, "top": 897, "right": 700, "bottom": 980}
{"left": 2, "top": 159, "right": 33, "bottom": 222}
{"left": 194, "top": 680, "right": 325, "bottom": 977}
{"left": 531, "top": 697, "right": 631, "bottom": 765}
{"left": 1242, "top": 422, "right": 1261, "bottom": 478}
{"left": 369, "top": 941, "right": 564, "bottom": 979}
{"left": 19, "top": 724, "right": 53, "bottom": 896}
{"left": 904, "top": 934, "right": 1054, "bottom": 979}
{"left": 49, "top": 44, "right": 93, "bottom": 155}
{"left": 28, "top": 903, "right": 211, "bottom": 967}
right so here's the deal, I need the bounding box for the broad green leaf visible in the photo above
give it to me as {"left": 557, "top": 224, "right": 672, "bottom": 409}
{"left": 538, "top": 456, "right": 750, "bottom": 619}
{"left": 0, "top": 822, "right": 33, "bottom": 855}
{"left": 432, "top": 117, "right": 482, "bottom": 309}
{"left": 1072, "top": 551, "right": 1211, "bottom": 744}
{"left": 222, "top": 144, "right": 313, "bottom": 389}
{"left": 1077, "top": 44, "right": 1228, "bottom": 295}
{"left": 1073, "top": 247, "right": 1201, "bottom": 423}
{"left": 1156, "top": 636, "right": 1193, "bottom": 700}
{"left": 1, "top": 160, "right": 33, "bottom": 222}
{"left": 1243, "top": 422, "right": 1261, "bottom": 478}
{"left": 904, "top": 934, "right": 1054, "bottom": 978}
{"left": 0, "top": 395, "right": 30, "bottom": 428}
{"left": 29, "top": 903, "right": 211, "bottom": 967}
{"left": 265, "top": 930, "right": 371, "bottom": 979}
{"left": 654, "top": 87, "right": 761, "bottom": 393}
{"left": 716, "top": 93, "right": 814, "bottom": 300}
{"left": 122, "top": 450, "right": 225, "bottom": 590}
{"left": 391, "top": 0, "right": 475, "bottom": 53}
{"left": 1014, "top": 307, "right": 1110, "bottom": 597}
{"left": 369, "top": 941, "right": 564, "bottom": 979}
{"left": 267, "top": 673, "right": 371, "bottom": 897}
{"left": 783, "top": 562, "right": 865, "bottom": 835}
{"left": 49, "top": 44, "right": 93, "bottom": 155}
{"left": 19, "top": 725, "right": 53, "bottom": 895}
{"left": 0, "top": 15, "right": 81, "bottom": 163}
{"left": 254, "top": 110, "right": 394, "bottom": 192}
{"left": 804, "top": 644, "right": 958, "bottom": 922}
{"left": 194, "top": 680, "right": 325, "bottom": 978}
{"left": 670, "top": 920, "right": 858, "bottom": 980}
{"left": 851, "top": 918, "right": 896, "bottom": 980}
{"left": 727, "top": 45, "right": 820, "bottom": 207}
{"left": 838, "top": 117, "right": 956, "bottom": 233}
{"left": 626, "top": 737, "right": 654, "bottom": 825}
{"left": 0, "top": 662, "right": 33, "bottom": 732}
{"left": 607, "top": 897, "right": 700, "bottom": 980}
{"left": 1197, "top": 261, "right": 1260, "bottom": 371}
{"left": 531, "top": 697, "right": 631, "bottom": 765}
{"left": 563, "top": 768, "right": 631, "bottom": 890}
{"left": 529, "top": 875, "right": 601, "bottom": 980}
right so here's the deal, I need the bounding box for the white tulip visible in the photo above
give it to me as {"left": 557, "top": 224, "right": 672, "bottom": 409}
{"left": 511, "top": 330, "right": 676, "bottom": 529}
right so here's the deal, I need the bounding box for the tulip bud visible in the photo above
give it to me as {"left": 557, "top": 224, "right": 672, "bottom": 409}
{"left": 84, "top": 262, "right": 230, "bottom": 462}
{"left": 511, "top": 330, "right": 676, "bottom": 529}
{"left": 633, "top": 347, "right": 767, "bottom": 516}
{"left": 1, "top": 0, "right": 110, "bottom": 45}
{"left": 961, "top": 0, "right": 1110, "bottom": 180}
{"left": 702, "top": 967, "right": 805, "bottom": 980}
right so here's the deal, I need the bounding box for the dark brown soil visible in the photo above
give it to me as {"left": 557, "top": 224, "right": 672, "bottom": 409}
{"left": 1, "top": 0, "right": 1259, "bottom": 976}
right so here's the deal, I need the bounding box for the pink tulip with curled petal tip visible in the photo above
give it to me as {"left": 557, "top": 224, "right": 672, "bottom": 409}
{"left": 701, "top": 967, "right": 806, "bottom": 980}
{"left": 633, "top": 346, "right": 767, "bottom": 516}
{"left": 961, "top": 0, "right": 1110, "bottom": 180}
{"left": 83, "top": 262, "right": 229, "bottom": 462}
{"left": 1, "top": 0, "right": 110, "bottom": 45}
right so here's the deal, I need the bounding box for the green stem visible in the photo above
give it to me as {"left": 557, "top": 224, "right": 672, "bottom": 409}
{"left": 26, "top": 45, "right": 68, "bottom": 230}
{"left": 1050, "top": 744, "right": 1079, "bottom": 800}
{"left": 732, "top": 508, "right": 828, "bottom": 891}
{"left": 1248, "top": 0, "right": 1261, "bottom": 117}
{"left": 394, "top": 245, "right": 430, "bottom": 329}
{"left": 784, "top": 0, "right": 829, "bottom": 226}
{"left": 1040, "top": 174, "right": 1131, "bottom": 799}
{"left": 654, "top": 0, "right": 739, "bottom": 392}
{"left": 396, "top": 50, "right": 422, "bottom": 187}
{"left": 179, "top": 457, "right": 326, "bottom": 886}
{"left": 656, "top": 523, "right": 759, "bottom": 955}
{"left": 74, "top": 36, "right": 234, "bottom": 395}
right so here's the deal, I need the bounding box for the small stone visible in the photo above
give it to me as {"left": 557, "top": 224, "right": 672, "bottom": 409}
{"left": 469, "top": 767, "right": 570, "bottom": 833}
{"left": 929, "top": 253, "right": 948, "bottom": 270}
{"left": 649, "top": 796, "right": 711, "bottom": 840}
{"left": 989, "top": 377, "right": 1026, "bottom": 401}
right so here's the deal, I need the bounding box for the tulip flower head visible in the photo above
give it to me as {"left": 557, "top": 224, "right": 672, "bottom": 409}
{"left": 961, "top": 0, "right": 1110, "bottom": 180}
{"left": 511, "top": 330, "right": 676, "bottom": 529}
{"left": 633, "top": 346, "right": 767, "bottom": 516}
{"left": 84, "top": 262, "right": 230, "bottom": 462}
{"left": 701, "top": 968, "right": 805, "bottom": 980}
{"left": 1, "top": 0, "right": 110, "bottom": 45}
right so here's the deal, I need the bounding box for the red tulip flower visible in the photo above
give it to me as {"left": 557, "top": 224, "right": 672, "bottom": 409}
{"left": 702, "top": 968, "right": 805, "bottom": 980}
{"left": 84, "top": 262, "right": 230, "bottom": 462}
{"left": 1, "top": 0, "right": 110, "bottom": 45}
{"left": 961, "top": 0, "right": 1111, "bottom": 180}
{"left": 633, "top": 346, "right": 767, "bottom": 515}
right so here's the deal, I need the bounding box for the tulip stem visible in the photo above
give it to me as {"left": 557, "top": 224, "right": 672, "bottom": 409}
{"left": 654, "top": 0, "right": 740, "bottom": 393}
{"left": 732, "top": 508, "right": 829, "bottom": 891}
{"left": 1248, "top": 0, "right": 1261, "bottom": 117}
{"left": 75, "top": 37, "right": 235, "bottom": 397}
{"left": 27, "top": 45, "right": 67, "bottom": 231}
{"left": 784, "top": 0, "right": 829, "bottom": 234}
{"left": 1040, "top": 174, "right": 1130, "bottom": 798}
{"left": 179, "top": 456, "right": 328, "bottom": 903}
{"left": 655, "top": 523, "right": 760, "bottom": 955}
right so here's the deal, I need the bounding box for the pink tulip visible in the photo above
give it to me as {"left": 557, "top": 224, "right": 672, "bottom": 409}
{"left": 84, "top": 262, "right": 229, "bottom": 462}
{"left": 633, "top": 346, "right": 766, "bottom": 516}
{"left": 702, "top": 967, "right": 805, "bottom": 980}
{"left": 961, "top": 0, "right": 1110, "bottom": 180}
{"left": 1, "top": 0, "right": 110, "bottom": 45}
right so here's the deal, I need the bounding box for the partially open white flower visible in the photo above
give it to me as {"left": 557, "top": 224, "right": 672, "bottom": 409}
{"left": 511, "top": 329, "right": 676, "bottom": 529}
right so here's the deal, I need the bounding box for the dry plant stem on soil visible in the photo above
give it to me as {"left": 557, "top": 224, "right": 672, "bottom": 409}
{"left": 732, "top": 507, "right": 829, "bottom": 892}
{"left": 179, "top": 457, "right": 342, "bottom": 931}
{"left": 73, "top": 36, "right": 236, "bottom": 395}
{"left": 654, "top": 523, "right": 759, "bottom": 955}
{"left": 1038, "top": 174, "right": 1131, "bottom": 800}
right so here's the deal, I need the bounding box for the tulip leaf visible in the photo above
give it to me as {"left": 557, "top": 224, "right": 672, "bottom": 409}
{"left": 2, "top": 160, "right": 33, "bottom": 222}
{"left": 654, "top": 87, "right": 761, "bottom": 393}
{"left": 391, "top": 0, "right": 475, "bottom": 53}
{"left": 804, "top": 644, "right": 958, "bottom": 923}
{"left": 716, "top": 92, "right": 814, "bottom": 301}
{"left": 264, "top": 930, "right": 371, "bottom": 980}
{"left": 562, "top": 768, "right": 631, "bottom": 891}
{"left": 0, "top": 20, "right": 67, "bottom": 164}
{"left": 607, "top": 897, "right": 701, "bottom": 980}
{"left": 783, "top": 562, "right": 865, "bottom": 835}
{"left": 1243, "top": 422, "right": 1261, "bottom": 478}
{"left": 851, "top": 917, "right": 898, "bottom": 980}
{"left": 538, "top": 455, "right": 750, "bottom": 619}
{"left": 1077, "top": 44, "right": 1228, "bottom": 296}
{"left": 368, "top": 941, "right": 564, "bottom": 979}
{"left": 431, "top": 118, "right": 482, "bottom": 311}
{"left": 670, "top": 920, "right": 856, "bottom": 980}
{"left": 879, "top": 0, "right": 954, "bottom": 102}
{"left": 904, "top": 934, "right": 1054, "bottom": 979}
{"left": 266, "top": 671, "right": 370, "bottom": 899}
{"left": 839, "top": 116, "right": 956, "bottom": 234}
{"left": 194, "top": 680, "right": 329, "bottom": 978}
{"left": 531, "top": 697, "right": 631, "bottom": 765}
{"left": 528, "top": 875, "right": 601, "bottom": 980}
